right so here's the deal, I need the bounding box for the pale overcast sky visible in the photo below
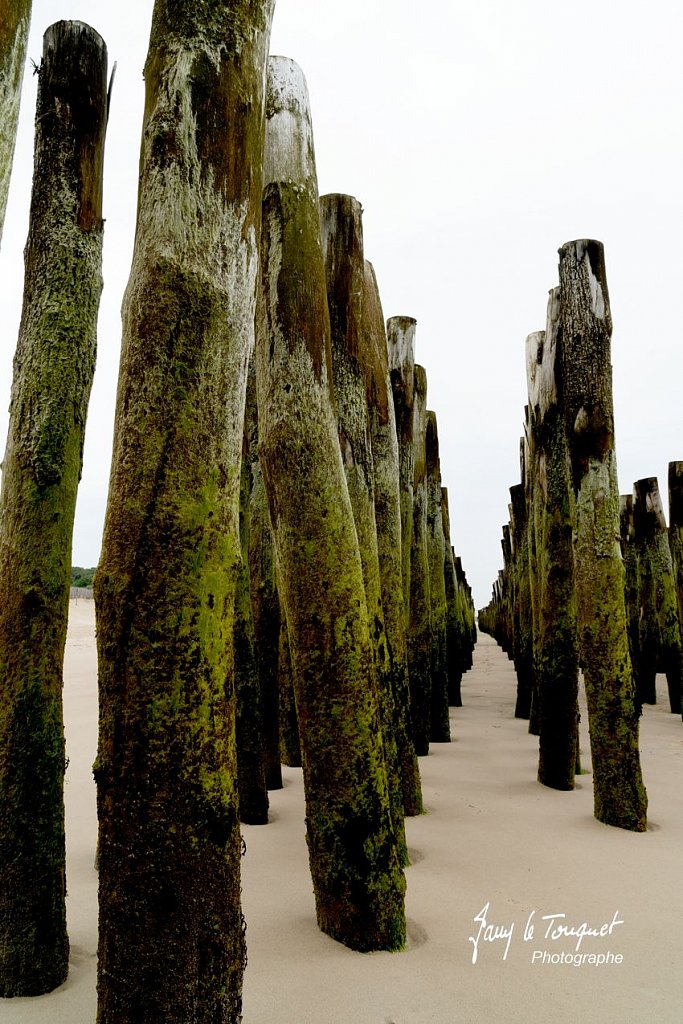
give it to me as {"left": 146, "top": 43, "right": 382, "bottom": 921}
{"left": 1, "top": 1, "right": 681, "bottom": 608}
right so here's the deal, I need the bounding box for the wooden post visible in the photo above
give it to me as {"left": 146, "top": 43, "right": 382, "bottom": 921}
{"left": 522, "top": 422, "right": 541, "bottom": 735}
{"left": 0, "top": 21, "right": 107, "bottom": 996}
{"left": 256, "top": 57, "right": 405, "bottom": 952}
{"left": 525, "top": 301, "right": 579, "bottom": 791}
{"left": 668, "top": 462, "right": 683, "bottom": 720}
{"left": 276, "top": 593, "right": 301, "bottom": 767}
{"left": 558, "top": 239, "right": 647, "bottom": 830}
{"left": 500, "top": 524, "right": 514, "bottom": 659}
{"left": 509, "top": 480, "right": 533, "bottom": 719}
{"left": 408, "top": 364, "right": 433, "bottom": 755}
{"left": 388, "top": 315, "right": 417, "bottom": 621}
{"left": 235, "top": 420, "right": 269, "bottom": 824}
{"left": 441, "top": 488, "right": 463, "bottom": 707}
{"left": 633, "top": 476, "right": 683, "bottom": 714}
{"left": 0, "top": 0, "right": 32, "bottom": 246}
{"left": 455, "top": 556, "right": 477, "bottom": 671}
{"left": 246, "top": 359, "right": 282, "bottom": 790}
{"left": 425, "top": 411, "right": 450, "bottom": 741}
{"left": 94, "top": 4, "right": 274, "bottom": 1019}
{"left": 362, "top": 260, "right": 422, "bottom": 815}
{"left": 320, "top": 192, "right": 407, "bottom": 863}
{"left": 619, "top": 494, "right": 642, "bottom": 710}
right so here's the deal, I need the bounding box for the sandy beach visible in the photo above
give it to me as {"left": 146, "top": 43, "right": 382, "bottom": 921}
{"left": 2, "top": 597, "right": 682, "bottom": 1023}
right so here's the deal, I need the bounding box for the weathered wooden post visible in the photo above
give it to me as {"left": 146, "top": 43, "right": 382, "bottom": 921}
{"left": 276, "top": 603, "right": 301, "bottom": 766}
{"left": 455, "top": 556, "right": 477, "bottom": 671}
{"left": 235, "top": 424, "right": 269, "bottom": 824}
{"left": 0, "top": 0, "right": 32, "bottom": 246}
{"left": 425, "top": 411, "right": 450, "bottom": 741}
{"left": 525, "top": 304, "right": 579, "bottom": 791}
{"left": 632, "top": 476, "right": 683, "bottom": 714}
{"left": 388, "top": 315, "right": 417, "bottom": 619}
{"left": 500, "top": 524, "right": 514, "bottom": 659}
{"left": 255, "top": 57, "right": 405, "bottom": 951}
{"left": 619, "top": 494, "right": 641, "bottom": 708}
{"left": 522, "top": 421, "right": 541, "bottom": 735}
{"left": 407, "top": 364, "right": 433, "bottom": 755}
{"left": 492, "top": 569, "right": 508, "bottom": 648}
{"left": 558, "top": 239, "right": 647, "bottom": 830}
{"left": 362, "top": 260, "right": 422, "bottom": 815}
{"left": 0, "top": 22, "right": 107, "bottom": 996}
{"left": 668, "top": 461, "right": 683, "bottom": 720}
{"left": 94, "top": 3, "right": 274, "bottom": 1019}
{"left": 246, "top": 360, "right": 282, "bottom": 790}
{"left": 441, "top": 488, "right": 463, "bottom": 707}
{"left": 509, "top": 481, "right": 533, "bottom": 718}
{"left": 320, "top": 192, "right": 406, "bottom": 861}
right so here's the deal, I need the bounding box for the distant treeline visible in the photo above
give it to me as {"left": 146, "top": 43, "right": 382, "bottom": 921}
{"left": 71, "top": 566, "right": 96, "bottom": 588}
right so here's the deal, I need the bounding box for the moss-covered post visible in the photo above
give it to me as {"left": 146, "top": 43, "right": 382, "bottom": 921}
{"left": 500, "top": 525, "right": 514, "bottom": 659}
{"left": 94, "top": 4, "right": 274, "bottom": 1020}
{"left": 522, "top": 423, "right": 541, "bottom": 735}
{"left": 632, "top": 480, "right": 658, "bottom": 706}
{"left": 478, "top": 579, "right": 502, "bottom": 642}
{"left": 425, "top": 410, "right": 450, "bottom": 742}
{"left": 619, "top": 494, "right": 641, "bottom": 706}
{"left": 235, "top": 422, "right": 269, "bottom": 824}
{"left": 0, "top": 0, "right": 32, "bottom": 246}
{"left": 558, "top": 239, "right": 647, "bottom": 830}
{"left": 256, "top": 56, "right": 405, "bottom": 951}
{"left": 455, "top": 556, "right": 477, "bottom": 672}
{"left": 480, "top": 569, "right": 509, "bottom": 650}
{"left": 388, "top": 315, "right": 417, "bottom": 620}
{"left": 407, "top": 364, "right": 433, "bottom": 755}
{"left": 668, "top": 462, "right": 683, "bottom": 720}
{"left": 525, "top": 302, "right": 579, "bottom": 791}
{"left": 509, "top": 481, "right": 533, "bottom": 718}
{"left": 276, "top": 597, "right": 301, "bottom": 767}
{"left": 246, "top": 360, "right": 282, "bottom": 790}
{"left": 633, "top": 476, "right": 683, "bottom": 714}
{"left": 0, "top": 22, "right": 107, "bottom": 997}
{"left": 320, "top": 193, "right": 406, "bottom": 862}
{"left": 441, "top": 488, "right": 463, "bottom": 707}
{"left": 506, "top": 507, "right": 519, "bottom": 667}
{"left": 362, "top": 260, "right": 422, "bottom": 815}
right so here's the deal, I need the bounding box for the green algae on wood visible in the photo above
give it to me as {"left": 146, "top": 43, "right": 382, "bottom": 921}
{"left": 362, "top": 260, "right": 422, "bottom": 815}
{"left": 0, "top": 20, "right": 107, "bottom": 996}
{"left": 256, "top": 57, "right": 405, "bottom": 952}
{"left": 558, "top": 239, "right": 647, "bottom": 831}
{"left": 94, "top": 4, "right": 275, "bottom": 1021}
